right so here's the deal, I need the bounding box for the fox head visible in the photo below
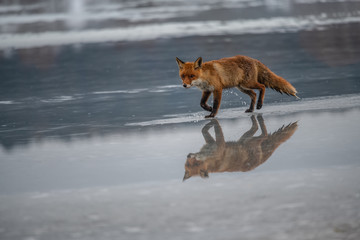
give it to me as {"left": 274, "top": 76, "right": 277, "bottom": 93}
{"left": 175, "top": 57, "right": 202, "bottom": 88}
{"left": 183, "top": 153, "right": 209, "bottom": 181}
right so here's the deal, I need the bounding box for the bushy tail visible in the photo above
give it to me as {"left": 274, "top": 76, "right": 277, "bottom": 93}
{"left": 257, "top": 62, "right": 299, "bottom": 99}
{"left": 261, "top": 122, "right": 298, "bottom": 160}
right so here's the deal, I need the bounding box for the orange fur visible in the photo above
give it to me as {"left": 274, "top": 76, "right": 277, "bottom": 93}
{"left": 176, "top": 55, "right": 298, "bottom": 118}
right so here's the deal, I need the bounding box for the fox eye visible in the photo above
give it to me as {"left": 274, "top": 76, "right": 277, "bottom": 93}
{"left": 181, "top": 74, "right": 185, "bottom": 79}
{"left": 190, "top": 74, "right": 195, "bottom": 78}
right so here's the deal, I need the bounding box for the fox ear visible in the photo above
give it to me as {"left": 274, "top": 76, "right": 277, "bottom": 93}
{"left": 176, "top": 57, "right": 185, "bottom": 69}
{"left": 183, "top": 171, "right": 191, "bottom": 181}
{"left": 194, "top": 57, "right": 202, "bottom": 69}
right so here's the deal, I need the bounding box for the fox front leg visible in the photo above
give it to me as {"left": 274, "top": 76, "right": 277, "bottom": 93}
{"left": 200, "top": 91, "right": 212, "bottom": 112}
{"left": 205, "top": 90, "right": 222, "bottom": 118}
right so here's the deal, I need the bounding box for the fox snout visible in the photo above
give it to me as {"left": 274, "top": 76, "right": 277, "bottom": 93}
{"left": 182, "top": 78, "right": 193, "bottom": 88}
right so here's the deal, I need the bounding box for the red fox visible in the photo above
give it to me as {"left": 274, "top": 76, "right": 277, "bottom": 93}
{"left": 176, "top": 55, "right": 299, "bottom": 118}
{"left": 183, "top": 116, "right": 298, "bottom": 180}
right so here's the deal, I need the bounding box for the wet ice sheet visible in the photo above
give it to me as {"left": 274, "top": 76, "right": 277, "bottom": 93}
{"left": 1, "top": 96, "right": 359, "bottom": 194}
{"left": 126, "top": 94, "right": 360, "bottom": 126}
{"left": 0, "top": 166, "right": 359, "bottom": 240}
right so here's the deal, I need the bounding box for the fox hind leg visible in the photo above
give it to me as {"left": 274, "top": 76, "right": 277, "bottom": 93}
{"left": 237, "top": 87, "right": 256, "bottom": 113}
{"left": 257, "top": 115, "right": 268, "bottom": 136}
{"left": 239, "top": 115, "right": 258, "bottom": 141}
{"left": 253, "top": 83, "right": 266, "bottom": 110}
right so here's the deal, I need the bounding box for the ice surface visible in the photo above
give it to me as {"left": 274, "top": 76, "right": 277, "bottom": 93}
{"left": 0, "top": 167, "right": 359, "bottom": 240}
{"left": 127, "top": 94, "right": 360, "bottom": 126}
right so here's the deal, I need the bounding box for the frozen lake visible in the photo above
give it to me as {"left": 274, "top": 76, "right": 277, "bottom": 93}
{"left": 1, "top": 0, "right": 360, "bottom": 239}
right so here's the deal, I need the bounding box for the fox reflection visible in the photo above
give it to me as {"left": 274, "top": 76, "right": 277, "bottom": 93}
{"left": 184, "top": 116, "right": 298, "bottom": 180}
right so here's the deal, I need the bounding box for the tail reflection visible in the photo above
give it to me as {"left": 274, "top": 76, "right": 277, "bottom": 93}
{"left": 183, "top": 115, "right": 298, "bottom": 181}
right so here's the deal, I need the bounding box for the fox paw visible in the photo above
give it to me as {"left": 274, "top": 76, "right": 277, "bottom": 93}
{"left": 245, "top": 108, "right": 253, "bottom": 113}
{"left": 205, "top": 113, "right": 215, "bottom": 118}
{"left": 256, "top": 103, "right": 262, "bottom": 110}
{"left": 201, "top": 104, "right": 212, "bottom": 112}
{"left": 204, "top": 107, "right": 213, "bottom": 112}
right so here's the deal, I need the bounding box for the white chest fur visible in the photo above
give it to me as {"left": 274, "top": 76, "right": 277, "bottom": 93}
{"left": 191, "top": 78, "right": 215, "bottom": 92}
